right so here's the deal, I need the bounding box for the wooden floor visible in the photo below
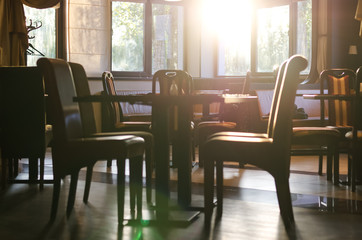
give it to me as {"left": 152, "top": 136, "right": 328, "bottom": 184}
{"left": 1, "top": 150, "right": 362, "bottom": 239}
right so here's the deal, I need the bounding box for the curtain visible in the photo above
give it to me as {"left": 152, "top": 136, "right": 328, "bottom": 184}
{"left": 355, "top": 0, "right": 362, "bottom": 38}
{"left": 0, "top": 0, "right": 28, "bottom": 66}
{"left": 21, "top": 0, "right": 61, "bottom": 9}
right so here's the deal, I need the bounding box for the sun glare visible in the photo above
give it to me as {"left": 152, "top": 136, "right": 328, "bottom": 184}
{"left": 202, "top": 0, "right": 251, "bottom": 40}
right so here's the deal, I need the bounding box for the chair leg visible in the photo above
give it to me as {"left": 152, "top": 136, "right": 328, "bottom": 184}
{"left": 83, "top": 163, "right": 95, "bottom": 203}
{"left": 192, "top": 138, "right": 196, "bottom": 163}
{"left": 67, "top": 172, "right": 79, "bottom": 218}
{"left": 348, "top": 152, "right": 352, "bottom": 185}
{"left": 318, "top": 154, "right": 323, "bottom": 176}
{"left": 107, "top": 159, "right": 112, "bottom": 167}
{"left": 13, "top": 158, "right": 19, "bottom": 178}
{"left": 145, "top": 145, "right": 153, "bottom": 204}
{"left": 199, "top": 144, "right": 204, "bottom": 168}
{"left": 216, "top": 160, "right": 224, "bottom": 219}
{"left": 8, "top": 158, "right": 14, "bottom": 179}
{"left": 135, "top": 155, "right": 143, "bottom": 218}
{"left": 39, "top": 157, "right": 44, "bottom": 190}
{"left": 326, "top": 150, "right": 333, "bottom": 181}
{"left": 274, "top": 177, "right": 294, "bottom": 229}
{"left": 333, "top": 145, "right": 339, "bottom": 186}
{"left": 352, "top": 158, "right": 356, "bottom": 192}
{"left": 117, "top": 157, "right": 126, "bottom": 225}
{"left": 29, "top": 157, "right": 38, "bottom": 181}
{"left": 1, "top": 156, "right": 8, "bottom": 189}
{"left": 129, "top": 159, "right": 136, "bottom": 213}
{"left": 50, "top": 178, "right": 61, "bottom": 221}
{"left": 351, "top": 148, "right": 358, "bottom": 192}
{"left": 204, "top": 157, "right": 215, "bottom": 226}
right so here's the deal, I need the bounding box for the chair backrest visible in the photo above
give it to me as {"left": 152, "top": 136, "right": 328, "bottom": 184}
{"left": 242, "top": 71, "right": 252, "bottom": 94}
{"left": 353, "top": 67, "right": 362, "bottom": 133}
{"left": 268, "top": 55, "right": 308, "bottom": 145}
{"left": 266, "top": 61, "right": 287, "bottom": 138}
{"left": 152, "top": 70, "right": 193, "bottom": 95}
{"left": 320, "top": 69, "right": 356, "bottom": 127}
{"left": 37, "top": 58, "right": 83, "bottom": 144}
{"left": 0, "top": 67, "right": 45, "bottom": 158}
{"left": 69, "top": 62, "right": 97, "bottom": 136}
{"left": 101, "top": 71, "right": 125, "bottom": 126}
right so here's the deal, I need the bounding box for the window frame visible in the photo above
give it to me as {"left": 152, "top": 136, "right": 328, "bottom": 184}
{"left": 110, "top": 0, "right": 186, "bottom": 79}
{"left": 216, "top": 0, "right": 316, "bottom": 80}
{"left": 23, "top": 5, "right": 59, "bottom": 66}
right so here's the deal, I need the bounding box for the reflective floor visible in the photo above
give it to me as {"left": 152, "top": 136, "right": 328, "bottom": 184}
{"left": 1, "top": 150, "right": 362, "bottom": 239}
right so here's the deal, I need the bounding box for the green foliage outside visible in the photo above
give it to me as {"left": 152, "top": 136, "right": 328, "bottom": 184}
{"left": 112, "top": 2, "right": 144, "bottom": 71}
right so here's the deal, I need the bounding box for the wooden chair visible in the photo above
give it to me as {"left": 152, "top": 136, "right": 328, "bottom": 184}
{"left": 0, "top": 66, "right": 53, "bottom": 190}
{"left": 345, "top": 66, "right": 362, "bottom": 191}
{"left": 152, "top": 70, "right": 196, "bottom": 166}
{"left": 197, "top": 72, "right": 253, "bottom": 168}
{"left": 208, "top": 71, "right": 343, "bottom": 184}
{"left": 36, "top": 58, "right": 145, "bottom": 223}
{"left": 203, "top": 55, "right": 308, "bottom": 228}
{"left": 101, "top": 71, "right": 151, "bottom": 133}
{"left": 69, "top": 62, "right": 154, "bottom": 204}
{"left": 317, "top": 69, "right": 356, "bottom": 182}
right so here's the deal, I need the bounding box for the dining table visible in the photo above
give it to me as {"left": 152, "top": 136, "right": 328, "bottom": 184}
{"left": 74, "top": 93, "right": 257, "bottom": 224}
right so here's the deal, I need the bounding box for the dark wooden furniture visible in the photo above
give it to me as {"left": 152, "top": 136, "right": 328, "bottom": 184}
{"left": 37, "top": 58, "right": 145, "bottom": 223}
{"left": 152, "top": 70, "right": 196, "bottom": 166}
{"left": 197, "top": 73, "right": 253, "bottom": 168}
{"left": 0, "top": 66, "right": 53, "bottom": 189}
{"left": 74, "top": 93, "right": 225, "bottom": 223}
{"left": 345, "top": 66, "right": 362, "bottom": 192}
{"left": 202, "top": 55, "right": 308, "bottom": 229}
{"left": 101, "top": 71, "right": 152, "bottom": 133}
{"left": 70, "top": 62, "right": 154, "bottom": 204}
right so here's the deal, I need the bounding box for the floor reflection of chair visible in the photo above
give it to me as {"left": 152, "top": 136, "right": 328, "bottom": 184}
{"left": 37, "top": 58, "right": 145, "bottom": 223}
{"left": 203, "top": 55, "right": 308, "bottom": 229}
{"left": 70, "top": 62, "right": 154, "bottom": 204}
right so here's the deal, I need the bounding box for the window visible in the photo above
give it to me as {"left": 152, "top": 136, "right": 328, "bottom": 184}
{"left": 24, "top": 6, "right": 56, "bottom": 66}
{"left": 207, "top": 0, "right": 312, "bottom": 77}
{"left": 111, "top": 0, "right": 184, "bottom": 78}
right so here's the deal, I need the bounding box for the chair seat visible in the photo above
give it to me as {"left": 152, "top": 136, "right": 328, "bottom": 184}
{"left": 293, "top": 127, "right": 341, "bottom": 138}
{"left": 114, "top": 121, "right": 152, "bottom": 132}
{"left": 345, "top": 130, "right": 362, "bottom": 140}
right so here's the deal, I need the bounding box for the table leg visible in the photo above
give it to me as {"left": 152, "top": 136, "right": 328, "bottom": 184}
{"left": 176, "top": 104, "right": 192, "bottom": 207}
{"left": 29, "top": 157, "right": 38, "bottom": 181}
{"left": 153, "top": 104, "right": 170, "bottom": 220}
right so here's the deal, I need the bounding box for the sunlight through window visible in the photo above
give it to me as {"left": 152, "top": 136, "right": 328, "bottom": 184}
{"left": 202, "top": 0, "right": 252, "bottom": 76}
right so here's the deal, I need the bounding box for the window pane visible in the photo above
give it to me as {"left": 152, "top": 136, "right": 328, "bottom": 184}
{"left": 217, "top": 2, "right": 251, "bottom": 76}
{"left": 24, "top": 6, "right": 56, "bottom": 66}
{"left": 257, "top": 5, "right": 289, "bottom": 72}
{"left": 112, "top": 2, "right": 144, "bottom": 71}
{"left": 297, "top": 0, "right": 312, "bottom": 74}
{"left": 152, "top": 4, "right": 184, "bottom": 73}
